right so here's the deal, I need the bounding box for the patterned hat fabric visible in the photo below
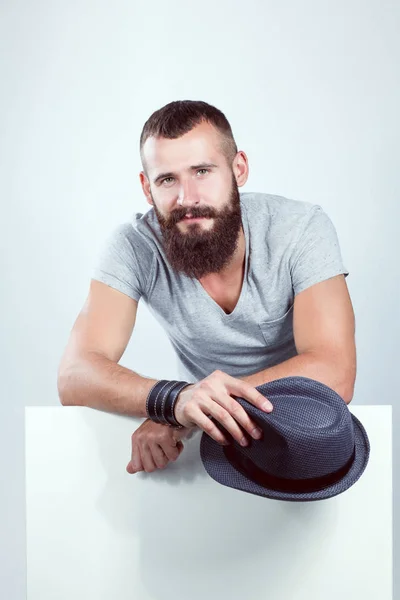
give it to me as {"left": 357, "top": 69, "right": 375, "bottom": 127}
{"left": 200, "top": 376, "right": 370, "bottom": 502}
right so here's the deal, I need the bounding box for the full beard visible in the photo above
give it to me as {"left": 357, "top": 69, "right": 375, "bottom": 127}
{"left": 152, "top": 177, "right": 243, "bottom": 279}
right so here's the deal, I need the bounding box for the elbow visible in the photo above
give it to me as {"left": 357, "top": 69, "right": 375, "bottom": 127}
{"left": 330, "top": 354, "right": 356, "bottom": 405}
{"left": 337, "top": 376, "right": 355, "bottom": 405}
{"left": 341, "top": 388, "right": 354, "bottom": 405}
{"left": 57, "top": 373, "right": 68, "bottom": 406}
{"left": 57, "top": 367, "right": 75, "bottom": 406}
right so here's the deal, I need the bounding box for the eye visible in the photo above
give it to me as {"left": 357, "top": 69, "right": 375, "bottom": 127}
{"left": 160, "top": 169, "right": 209, "bottom": 185}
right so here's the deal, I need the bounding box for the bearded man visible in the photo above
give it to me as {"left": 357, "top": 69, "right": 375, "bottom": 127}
{"left": 58, "top": 100, "right": 356, "bottom": 475}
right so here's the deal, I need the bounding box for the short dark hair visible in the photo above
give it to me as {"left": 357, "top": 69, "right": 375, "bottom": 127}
{"left": 139, "top": 100, "right": 238, "bottom": 176}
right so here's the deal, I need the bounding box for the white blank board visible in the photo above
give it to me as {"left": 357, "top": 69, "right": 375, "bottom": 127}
{"left": 25, "top": 405, "right": 392, "bottom": 600}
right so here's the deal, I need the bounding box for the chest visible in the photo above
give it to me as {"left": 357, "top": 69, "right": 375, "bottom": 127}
{"left": 198, "top": 274, "right": 243, "bottom": 315}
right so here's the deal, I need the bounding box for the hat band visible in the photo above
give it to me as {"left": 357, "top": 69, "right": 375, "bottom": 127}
{"left": 223, "top": 444, "right": 356, "bottom": 494}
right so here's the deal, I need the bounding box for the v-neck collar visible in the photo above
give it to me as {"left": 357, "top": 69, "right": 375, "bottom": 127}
{"left": 191, "top": 201, "right": 250, "bottom": 320}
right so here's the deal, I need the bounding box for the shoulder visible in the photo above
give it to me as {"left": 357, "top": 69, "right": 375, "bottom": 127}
{"left": 240, "top": 191, "right": 317, "bottom": 222}
{"left": 240, "top": 191, "right": 321, "bottom": 245}
{"left": 100, "top": 212, "right": 155, "bottom": 267}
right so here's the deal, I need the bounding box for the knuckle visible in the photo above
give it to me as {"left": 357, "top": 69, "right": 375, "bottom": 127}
{"left": 203, "top": 420, "right": 215, "bottom": 435}
{"left": 131, "top": 454, "right": 141, "bottom": 468}
{"left": 212, "top": 369, "right": 222, "bottom": 378}
{"left": 217, "top": 408, "right": 230, "bottom": 423}
{"left": 229, "top": 402, "right": 242, "bottom": 416}
{"left": 198, "top": 380, "right": 212, "bottom": 393}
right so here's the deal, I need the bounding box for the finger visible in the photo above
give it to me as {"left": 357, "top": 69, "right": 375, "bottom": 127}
{"left": 185, "top": 404, "right": 231, "bottom": 446}
{"left": 151, "top": 444, "right": 171, "bottom": 469}
{"left": 128, "top": 438, "right": 144, "bottom": 474}
{"left": 206, "top": 398, "right": 252, "bottom": 446}
{"left": 212, "top": 392, "right": 263, "bottom": 442}
{"left": 127, "top": 453, "right": 143, "bottom": 474}
{"left": 140, "top": 443, "right": 158, "bottom": 473}
{"left": 224, "top": 374, "right": 273, "bottom": 412}
{"left": 161, "top": 439, "right": 183, "bottom": 462}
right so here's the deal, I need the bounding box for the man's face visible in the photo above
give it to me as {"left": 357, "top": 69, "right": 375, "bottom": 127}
{"left": 140, "top": 122, "right": 244, "bottom": 279}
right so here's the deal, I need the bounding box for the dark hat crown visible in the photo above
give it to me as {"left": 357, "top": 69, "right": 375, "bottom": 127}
{"left": 219, "top": 377, "right": 355, "bottom": 481}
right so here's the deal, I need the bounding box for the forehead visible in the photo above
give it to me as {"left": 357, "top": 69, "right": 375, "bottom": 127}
{"left": 143, "top": 121, "right": 224, "bottom": 173}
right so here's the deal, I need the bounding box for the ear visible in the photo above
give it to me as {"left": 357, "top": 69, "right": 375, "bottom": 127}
{"left": 139, "top": 171, "right": 154, "bottom": 205}
{"left": 232, "top": 151, "right": 249, "bottom": 187}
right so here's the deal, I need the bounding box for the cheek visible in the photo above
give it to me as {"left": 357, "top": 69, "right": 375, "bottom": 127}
{"left": 151, "top": 191, "right": 172, "bottom": 214}
{"left": 156, "top": 189, "right": 178, "bottom": 210}
{"left": 197, "top": 178, "right": 227, "bottom": 201}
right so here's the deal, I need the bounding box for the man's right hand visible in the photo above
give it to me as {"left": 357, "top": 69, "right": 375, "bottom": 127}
{"left": 174, "top": 370, "right": 273, "bottom": 447}
{"left": 126, "top": 418, "right": 195, "bottom": 474}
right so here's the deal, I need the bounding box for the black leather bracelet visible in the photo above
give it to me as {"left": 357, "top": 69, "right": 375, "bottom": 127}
{"left": 145, "top": 380, "right": 161, "bottom": 419}
{"left": 147, "top": 379, "right": 188, "bottom": 425}
{"left": 164, "top": 381, "right": 192, "bottom": 427}
{"left": 146, "top": 379, "right": 190, "bottom": 429}
{"left": 146, "top": 380, "right": 170, "bottom": 424}
{"left": 146, "top": 379, "right": 191, "bottom": 428}
{"left": 161, "top": 381, "right": 187, "bottom": 426}
{"left": 154, "top": 380, "right": 180, "bottom": 424}
{"left": 156, "top": 380, "right": 180, "bottom": 425}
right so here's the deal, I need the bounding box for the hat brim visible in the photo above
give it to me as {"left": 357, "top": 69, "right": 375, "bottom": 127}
{"left": 200, "top": 412, "right": 370, "bottom": 502}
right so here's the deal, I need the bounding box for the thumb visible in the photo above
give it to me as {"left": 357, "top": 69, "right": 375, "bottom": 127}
{"left": 175, "top": 440, "right": 184, "bottom": 452}
{"left": 171, "top": 434, "right": 183, "bottom": 445}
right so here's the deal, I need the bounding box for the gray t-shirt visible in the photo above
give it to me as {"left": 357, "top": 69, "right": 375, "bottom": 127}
{"left": 91, "top": 192, "right": 348, "bottom": 383}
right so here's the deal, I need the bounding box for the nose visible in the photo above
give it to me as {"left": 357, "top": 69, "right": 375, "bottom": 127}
{"left": 177, "top": 179, "right": 201, "bottom": 208}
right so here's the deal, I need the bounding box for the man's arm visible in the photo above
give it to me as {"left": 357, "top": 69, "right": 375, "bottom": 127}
{"left": 57, "top": 279, "right": 158, "bottom": 416}
{"left": 240, "top": 275, "right": 356, "bottom": 404}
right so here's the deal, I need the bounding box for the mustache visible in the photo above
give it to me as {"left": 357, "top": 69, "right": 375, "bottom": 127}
{"left": 166, "top": 206, "right": 219, "bottom": 226}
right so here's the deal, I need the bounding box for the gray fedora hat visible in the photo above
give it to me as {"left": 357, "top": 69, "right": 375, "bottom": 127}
{"left": 200, "top": 376, "right": 370, "bottom": 502}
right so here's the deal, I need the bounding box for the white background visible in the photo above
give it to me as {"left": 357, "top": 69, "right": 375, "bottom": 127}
{"left": 1, "top": 1, "right": 399, "bottom": 598}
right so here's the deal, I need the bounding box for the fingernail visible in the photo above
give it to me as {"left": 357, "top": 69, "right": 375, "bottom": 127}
{"left": 240, "top": 437, "right": 248, "bottom": 446}
{"left": 262, "top": 401, "right": 272, "bottom": 412}
{"left": 252, "top": 428, "right": 262, "bottom": 439}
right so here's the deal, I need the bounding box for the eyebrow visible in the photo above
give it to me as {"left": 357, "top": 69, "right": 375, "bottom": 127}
{"left": 152, "top": 162, "right": 219, "bottom": 185}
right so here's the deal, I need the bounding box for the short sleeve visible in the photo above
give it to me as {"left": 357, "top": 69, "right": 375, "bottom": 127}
{"left": 289, "top": 205, "right": 349, "bottom": 296}
{"left": 91, "top": 224, "right": 149, "bottom": 302}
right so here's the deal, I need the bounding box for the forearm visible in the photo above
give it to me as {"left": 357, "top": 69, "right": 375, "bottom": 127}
{"left": 239, "top": 351, "right": 355, "bottom": 404}
{"left": 57, "top": 351, "right": 158, "bottom": 417}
